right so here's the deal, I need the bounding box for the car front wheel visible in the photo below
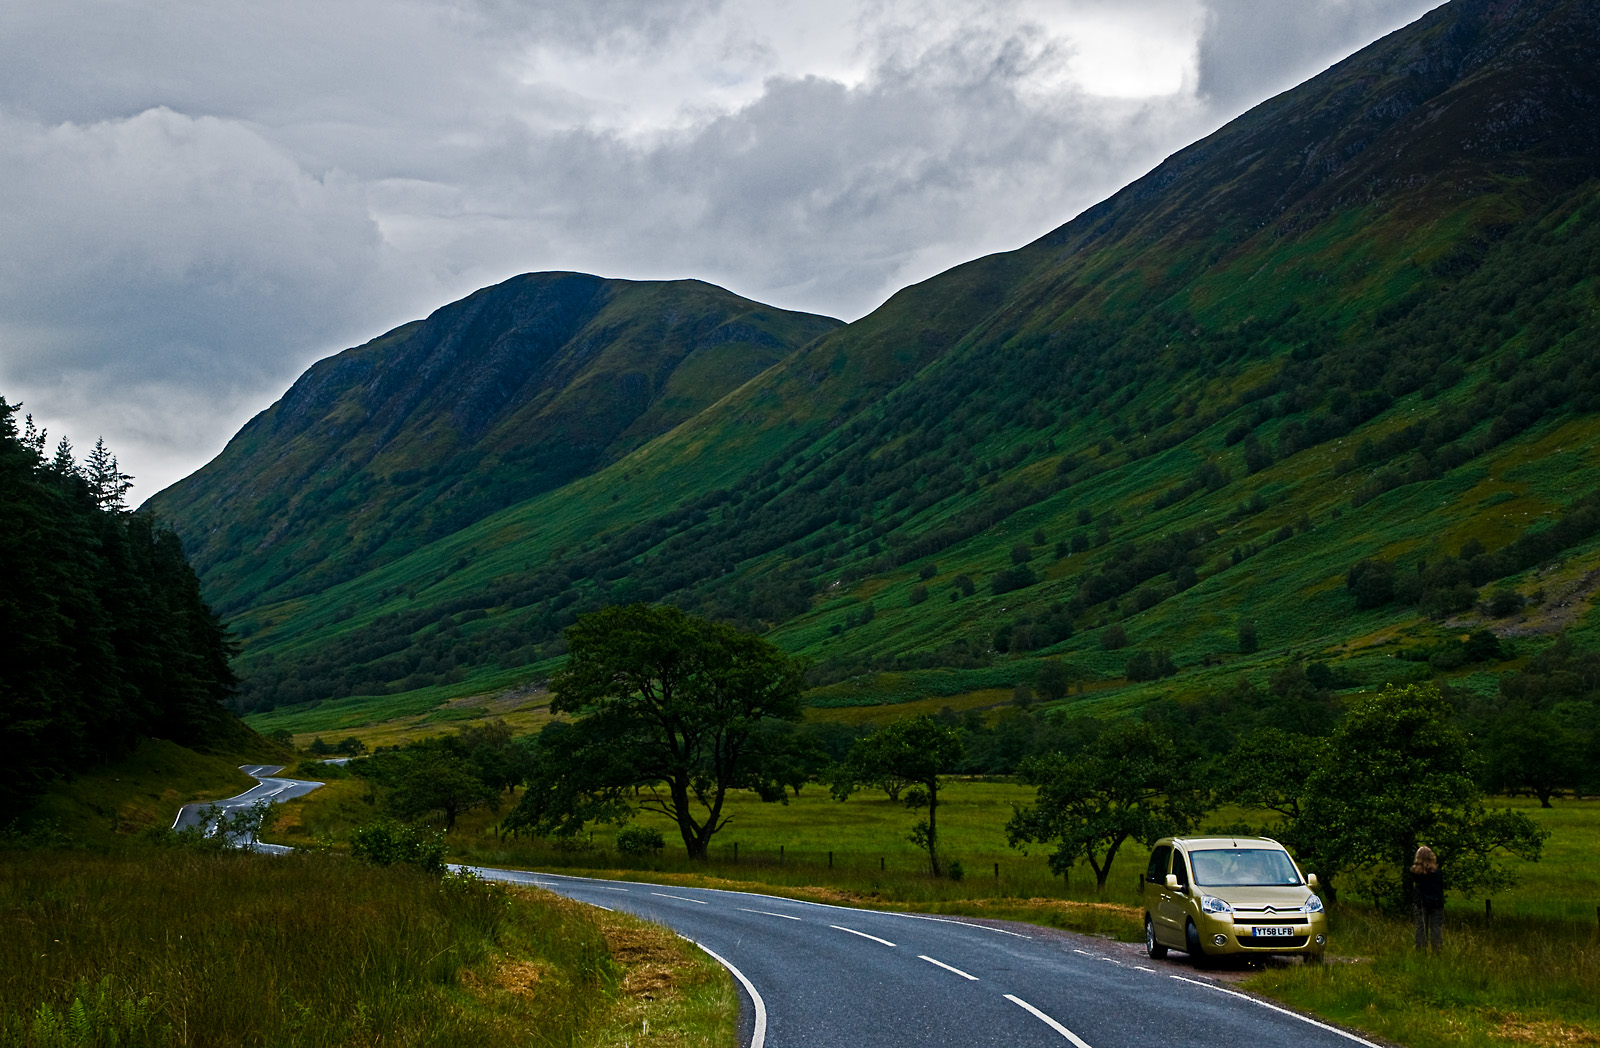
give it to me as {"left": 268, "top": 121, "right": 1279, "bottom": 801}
{"left": 1145, "top": 916, "right": 1168, "bottom": 959}
{"left": 1185, "top": 919, "right": 1209, "bottom": 966}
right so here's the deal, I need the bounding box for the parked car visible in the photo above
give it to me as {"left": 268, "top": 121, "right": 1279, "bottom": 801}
{"left": 1140, "top": 836, "right": 1327, "bottom": 963}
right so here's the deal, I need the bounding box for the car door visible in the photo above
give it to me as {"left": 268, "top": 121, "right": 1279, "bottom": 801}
{"left": 1157, "top": 849, "right": 1192, "bottom": 941}
{"left": 1147, "top": 846, "right": 1180, "bottom": 944}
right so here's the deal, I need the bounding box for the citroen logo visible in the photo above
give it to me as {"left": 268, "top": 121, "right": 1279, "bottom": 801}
{"left": 1264, "top": 906, "right": 1276, "bottom": 914}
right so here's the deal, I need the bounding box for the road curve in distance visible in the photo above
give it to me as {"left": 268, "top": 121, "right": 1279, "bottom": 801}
{"left": 172, "top": 765, "right": 323, "bottom": 852}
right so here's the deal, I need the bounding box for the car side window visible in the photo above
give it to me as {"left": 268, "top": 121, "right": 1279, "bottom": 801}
{"left": 1146, "top": 846, "right": 1171, "bottom": 883}
{"left": 1172, "top": 851, "right": 1190, "bottom": 889}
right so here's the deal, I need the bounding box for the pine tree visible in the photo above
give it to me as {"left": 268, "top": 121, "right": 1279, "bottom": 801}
{"left": 49, "top": 435, "right": 76, "bottom": 476}
{"left": 21, "top": 413, "right": 46, "bottom": 460}
{"left": 84, "top": 436, "right": 133, "bottom": 511}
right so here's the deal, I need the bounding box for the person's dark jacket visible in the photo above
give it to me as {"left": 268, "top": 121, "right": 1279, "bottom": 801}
{"left": 1413, "top": 869, "right": 1444, "bottom": 910}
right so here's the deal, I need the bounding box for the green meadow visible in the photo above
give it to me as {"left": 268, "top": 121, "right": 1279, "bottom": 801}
{"left": 0, "top": 845, "right": 733, "bottom": 1048}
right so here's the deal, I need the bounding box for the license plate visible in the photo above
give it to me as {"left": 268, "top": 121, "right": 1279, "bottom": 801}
{"left": 1252, "top": 926, "right": 1295, "bottom": 937}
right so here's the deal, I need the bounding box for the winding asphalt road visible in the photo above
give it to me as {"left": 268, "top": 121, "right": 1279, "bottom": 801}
{"left": 184, "top": 770, "right": 1377, "bottom": 1047}
{"left": 467, "top": 868, "right": 1382, "bottom": 1048}
{"left": 172, "top": 765, "right": 322, "bottom": 852}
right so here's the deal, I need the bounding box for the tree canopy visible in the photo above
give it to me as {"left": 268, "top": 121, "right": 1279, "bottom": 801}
{"left": 1006, "top": 720, "right": 1207, "bottom": 891}
{"left": 1294, "top": 683, "right": 1546, "bottom": 905}
{"left": 504, "top": 603, "right": 805, "bottom": 858}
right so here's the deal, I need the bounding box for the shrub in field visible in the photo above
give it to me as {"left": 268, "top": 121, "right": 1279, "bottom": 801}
{"left": 348, "top": 821, "right": 447, "bottom": 874}
{"left": 616, "top": 825, "right": 666, "bottom": 855}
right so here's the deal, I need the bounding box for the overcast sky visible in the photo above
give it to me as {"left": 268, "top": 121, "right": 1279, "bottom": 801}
{"left": 0, "top": 0, "right": 1442, "bottom": 502}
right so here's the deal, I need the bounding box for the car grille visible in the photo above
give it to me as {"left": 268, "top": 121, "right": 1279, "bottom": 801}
{"left": 1233, "top": 912, "right": 1309, "bottom": 924}
{"left": 1241, "top": 934, "right": 1309, "bottom": 948}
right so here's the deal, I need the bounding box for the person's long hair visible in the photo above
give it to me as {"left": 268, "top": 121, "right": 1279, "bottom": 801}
{"left": 1411, "top": 845, "right": 1439, "bottom": 874}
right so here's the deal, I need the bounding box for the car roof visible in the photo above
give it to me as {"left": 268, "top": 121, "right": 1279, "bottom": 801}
{"left": 1170, "top": 836, "right": 1285, "bottom": 850}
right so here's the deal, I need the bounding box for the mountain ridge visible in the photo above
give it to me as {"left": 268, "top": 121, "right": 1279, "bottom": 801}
{"left": 145, "top": 273, "right": 841, "bottom": 614}
{"left": 149, "top": 0, "right": 1600, "bottom": 724}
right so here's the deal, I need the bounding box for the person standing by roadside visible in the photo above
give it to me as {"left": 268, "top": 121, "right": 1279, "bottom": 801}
{"left": 1412, "top": 845, "right": 1445, "bottom": 951}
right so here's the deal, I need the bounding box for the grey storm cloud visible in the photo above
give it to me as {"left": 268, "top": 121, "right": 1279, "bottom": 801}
{"left": 0, "top": 0, "right": 1443, "bottom": 500}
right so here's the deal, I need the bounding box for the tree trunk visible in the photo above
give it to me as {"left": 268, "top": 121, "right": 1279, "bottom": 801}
{"left": 927, "top": 780, "right": 941, "bottom": 877}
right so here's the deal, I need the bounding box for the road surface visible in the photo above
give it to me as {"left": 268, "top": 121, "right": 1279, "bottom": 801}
{"left": 465, "top": 867, "right": 1380, "bottom": 1048}
{"left": 172, "top": 765, "right": 323, "bottom": 852}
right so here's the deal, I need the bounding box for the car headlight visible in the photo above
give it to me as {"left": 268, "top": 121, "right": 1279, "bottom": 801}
{"left": 1304, "top": 894, "right": 1324, "bottom": 913}
{"left": 1200, "top": 895, "right": 1233, "bottom": 915}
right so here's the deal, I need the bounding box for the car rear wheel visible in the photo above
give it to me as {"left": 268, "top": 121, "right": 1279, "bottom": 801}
{"left": 1145, "top": 916, "right": 1167, "bottom": 959}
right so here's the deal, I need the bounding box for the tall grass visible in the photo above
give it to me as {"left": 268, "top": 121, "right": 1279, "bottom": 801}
{"left": 1249, "top": 906, "right": 1600, "bottom": 1047}
{"left": 0, "top": 845, "right": 732, "bottom": 1047}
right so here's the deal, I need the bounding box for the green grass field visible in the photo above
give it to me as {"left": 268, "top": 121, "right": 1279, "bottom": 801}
{"left": 0, "top": 844, "right": 734, "bottom": 1048}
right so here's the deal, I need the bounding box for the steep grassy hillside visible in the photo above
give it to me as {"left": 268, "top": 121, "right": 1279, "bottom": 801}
{"left": 144, "top": 274, "right": 840, "bottom": 615}
{"left": 205, "top": 0, "right": 1600, "bottom": 725}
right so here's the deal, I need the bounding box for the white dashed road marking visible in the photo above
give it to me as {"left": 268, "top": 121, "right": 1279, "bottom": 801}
{"left": 918, "top": 954, "right": 978, "bottom": 981}
{"left": 1006, "top": 994, "right": 1095, "bottom": 1047}
{"left": 830, "top": 924, "right": 896, "bottom": 947}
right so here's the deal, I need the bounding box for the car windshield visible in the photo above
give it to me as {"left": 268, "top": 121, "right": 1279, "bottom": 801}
{"left": 1189, "top": 848, "right": 1302, "bottom": 887}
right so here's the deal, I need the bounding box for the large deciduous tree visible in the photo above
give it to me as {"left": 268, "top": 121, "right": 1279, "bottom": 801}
{"left": 830, "top": 716, "right": 964, "bottom": 876}
{"left": 1295, "top": 683, "right": 1545, "bottom": 906}
{"left": 505, "top": 604, "right": 805, "bottom": 859}
{"left": 1006, "top": 721, "right": 1208, "bottom": 891}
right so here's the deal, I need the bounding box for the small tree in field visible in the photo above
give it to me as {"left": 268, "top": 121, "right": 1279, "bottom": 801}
{"left": 1007, "top": 721, "right": 1207, "bottom": 891}
{"left": 832, "top": 716, "right": 964, "bottom": 876}
{"left": 1035, "top": 660, "right": 1071, "bottom": 701}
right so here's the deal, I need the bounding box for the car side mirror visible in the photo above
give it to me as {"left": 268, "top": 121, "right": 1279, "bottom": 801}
{"left": 1165, "top": 873, "right": 1179, "bottom": 890}
{"left": 1307, "top": 873, "right": 1318, "bottom": 888}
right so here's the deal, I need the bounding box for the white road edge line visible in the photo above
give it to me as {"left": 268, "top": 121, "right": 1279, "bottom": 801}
{"left": 741, "top": 908, "right": 803, "bottom": 920}
{"left": 1168, "top": 975, "right": 1382, "bottom": 1048}
{"left": 600, "top": 887, "right": 631, "bottom": 892}
{"left": 918, "top": 954, "right": 978, "bottom": 981}
{"left": 684, "top": 938, "right": 767, "bottom": 1048}
{"left": 1134, "top": 965, "right": 1156, "bottom": 972}
{"left": 525, "top": 871, "right": 1034, "bottom": 936}
{"left": 831, "top": 924, "right": 896, "bottom": 947}
{"left": 878, "top": 911, "right": 1032, "bottom": 938}
{"left": 652, "top": 892, "right": 709, "bottom": 905}
{"left": 1005, "top": 994, "right": 1094, "bottom": 1047}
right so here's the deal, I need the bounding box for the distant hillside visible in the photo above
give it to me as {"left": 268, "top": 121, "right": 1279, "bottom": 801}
{"left": 179, "top": 0, "right": 1600, "bottom": 724}
{"left": 144, "top": 274, "right": 841, "bottom": 615}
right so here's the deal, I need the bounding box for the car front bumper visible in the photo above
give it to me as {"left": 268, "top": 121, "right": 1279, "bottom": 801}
{"left": 1194, "top": 910, "right": 1329, "bottom": 955}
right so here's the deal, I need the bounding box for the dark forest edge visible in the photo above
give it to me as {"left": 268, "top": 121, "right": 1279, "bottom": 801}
{"left": 0, "top": 396, "right": 255, "bottom": 823}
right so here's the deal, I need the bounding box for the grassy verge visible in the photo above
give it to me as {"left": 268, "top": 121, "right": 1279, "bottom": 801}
{"left": 0, "top": 844, "right": 734, "bottom": 1048}
{"left": 1245, "top": 906, "right": 1600, "bottom": 1048}
{"left": 22, "top": 738, "right": 270, "bottom": 844}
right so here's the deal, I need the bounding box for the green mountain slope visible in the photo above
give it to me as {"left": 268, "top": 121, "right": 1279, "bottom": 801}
{"left": 182, "top": 0, "right": 1600, "bottom": 723}
{"left": 144, "top": 273, "right": 841, "bottom": 615}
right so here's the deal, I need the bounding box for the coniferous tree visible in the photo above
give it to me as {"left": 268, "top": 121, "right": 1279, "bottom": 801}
{"left": 0, "top": 396, "right": 240, "bottom": 821}
{"left": 84, "top": 436, "right": 133, "bottom": 512}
